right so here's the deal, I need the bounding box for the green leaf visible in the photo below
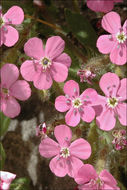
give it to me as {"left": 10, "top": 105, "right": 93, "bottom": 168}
{"left": 0, "top": 112, "right": 10, "bottom": 137}
{"left": 65, "top": 9, "right": 98, "bottom": 51}
{"left": 0, "top": 143, "right": 6, "bottom": 170}
{"left": 10, "top": 177, "right": 30, "bottom": 190}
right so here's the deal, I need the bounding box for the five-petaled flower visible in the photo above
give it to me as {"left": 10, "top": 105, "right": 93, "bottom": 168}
{"left": 39, "top": 125, "right": 91, "bottom": 177}
{"left": 20, "top": 36, "right": 71, "bottom": 90}
{"left": 0, "top": 6, "right": 24, "bottom": 47}
{"left": 0, "top": 64, "right": 31, "bottom": 118}
{"left": 74, "top": 164, "right": 120, "bottom": 190}
{"left": 87, "top": 0, "right": 123, "bottom": 13}
{"left": 55, "top": 80, "right": 98, "bottom": 127}
{"left": 97, "top": 11, "right": 127, "bottom": 65}
{"left": 95, "top": 72, "right": 127, "bottom": 131}
{"left": 0, "top": 171, "right": 16, "bottom": 190}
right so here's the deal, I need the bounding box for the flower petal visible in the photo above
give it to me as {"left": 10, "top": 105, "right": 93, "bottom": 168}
{"left": 87, "top": 0, "right": 114, "bottom": 13}
{"left": 80, "top": 106, "right": 95, "bottom": 123}
{"left": 45, "top": 36, "right": 65, "bottom": 59}
{"left": 99, "top": 72, "right": 120, "bottom": 97}
{"left": 117, "top": 78, "right": 127, "bottom": 101}
{"left": 33, "top": 71, "right": 53, "bottom": 90}
{"left": 1, "top": 97, "right": 20, "bottom": 118}
{"left": 70, "top": 138, "right": 91, "bottom": 160}
{"left": 99, "top": 170, "right": 117, "bottom": 187}
{"left": 1, "top": 64, "right": 19, "bottom": 88}
{"left": 20, "top": 60, "right": 38, "bottom": 81}
{"left": 54, "top": 125, "right": 72, "bottom": 147}
{"left": 67, "top": 156, "right": 84, "bottom": 178}
{"left": 103, "top": 184, "right": 120, "bottom": 190}
{"left": 96, "top": 108, "right": 116, "bottom": 131}
{"left": 49, "top": 156, "right": 67, "bottom": 177}
{"left": 64, "top": 80, "right": 79, "bottom": 98}
{"left": 65, "top": 107, "right": 80, "bottom": 127}
{"left": 3, "top": 6, "right": 24, "bottom": 25}
{"left": 110, "top": 44, "right": 127, "bottom": 65}
{"left": 123, "top": 20, "right": 127, "bottom": 33}
{"left": 0, "top": 171, "right": 16, "bottom": 183}
{"left": 74, "top": 164, "right": 97, "bottom": 185}
{"left": 0, "top": 28, "right": 4, "bottom": 46}
{"left": 0, "top": 171, "right": 16, "bottom": 190}
{"left": 3, "top": 26, "right": 19, "bottom": 47}
{"left": 102, "top": 11, "right": 121, "bottom": 34}
{"left": 24, "top": 37, "right": 44, "bottom": 59}
{"left": 10, "top": 80, "right": 31, "bottom": 101}
{"left": 50, "top": 62, "right": 68, "bottom": 82}
{"left": 53, "top": 53, "right": 71, "bottom": 68}
{"left": 55, "top": 95, "right": 71, "bottom": 112}
{"left": 116, "top": 103, "right": 127, "bottom": 126}
{"left": 39, "top": 137, "right": 60, "bottom": 158}
{"left": 80, "top": 88, "right": 98, "bottom": 106}
{"left": 96, "top": 35, "right": 116, "bottom": 54}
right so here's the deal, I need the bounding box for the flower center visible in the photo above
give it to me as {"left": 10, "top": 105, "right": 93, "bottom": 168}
{"left": 0, "top": 17, "right": 5, "bottom": 28}
{"left": 116, "top": 31, "right": 127, "bottom": 43}
{"left": 60, "top": 147, "right": 70, "bottom": 158}
{"left": 90, "top": 177, "right": 104, "bottom": 189}
{"left": 72, "top": 98, "right": 82, "bottom": 108}
{"left": 0, "top": 87, "right": 9, "bottom": 99}
{"left": 40, "top": 57, "right": 51, "bottom": 70}
{"left": 2, "top": 87, "right": 9, "bottom": 95}
{"left": 107, "top": 97, "right": 118, "bottom": 108}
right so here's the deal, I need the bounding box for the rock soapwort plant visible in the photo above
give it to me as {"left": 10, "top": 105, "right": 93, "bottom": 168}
{"left": 0, "top": 1, "right": 127, "bottom": 190}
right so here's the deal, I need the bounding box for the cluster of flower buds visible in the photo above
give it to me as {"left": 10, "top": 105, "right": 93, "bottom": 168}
{"left": 77, "top": 66, "right": 96, "bottom": 84}
{"left": 36, "top": 122, "right": 47, "bottom": 139}
{"left": 112, "top": 130, "right": 127, "bottom": 150}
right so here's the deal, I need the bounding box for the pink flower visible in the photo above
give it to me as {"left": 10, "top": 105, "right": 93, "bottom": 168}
{"left": 74, "top": 164, "right": 120, "bottom": 190}
{"left": 0, "top": 64, "right": 31, "bottom": 118}
{"left": 55, "top": 80, "right": 98, "bottom": 127}
{"left": 97, "top": 11, "right": 127, "bottom": 65}
{"left": 39, "top": 125, "right": 91, "bottom": 177}
{"left": 96, "top": 72, "right": 127, "bottom": 131}
{"left": 87, "top": 0, "right": 123, "bottom": 13}
{"left": 0, "top": 6, "right": 24, "bottom": 47}
{"left": 112, "top": 130, "right": 127, "bottom": 150}
{"left": 0, "top": 171, "right": 16, "bottom": 190}
{"left": 20, "top": 36, "right": 71, "bottom": 90}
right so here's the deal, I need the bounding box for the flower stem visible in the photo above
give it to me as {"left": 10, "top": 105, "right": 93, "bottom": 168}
{"left": 25, "top": 14, "right": 62, "bottom": 31}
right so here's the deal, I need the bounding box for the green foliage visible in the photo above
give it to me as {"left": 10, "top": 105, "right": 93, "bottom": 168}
{"left": 65, "top": 9, "right": 98, "bottom": 51}
{"left": 10, "top": 177, "right": 30, "bottom": 190}
{"left": 2, "top": 0, "right": 35, "bottom": 15}
{"left": 0, "top": 143, "right": 6, "bottom": 170}
{"left": 0, "top": 112, "right": 10, "bottom": 137}
{"left": 86, "top": 121, "right": 99, "bottom": 165}
{"left": 97, "top": 128, "right": 112, "bottom": 145}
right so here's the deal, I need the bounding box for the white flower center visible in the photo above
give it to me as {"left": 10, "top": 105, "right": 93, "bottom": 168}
{"left": 107, "top": 97, "right": 118, "bottom": 108}
{"left": 40, "top": 57, "right": 52, "bottom": 70}
{"left": 60, "top": 147, "right": 70, "bottom": 158}
{"left": 116, "top": 31, "right": 127, "bottom": 43}
{"left": 72, "top": 98, "right": 82, "bottom": 108}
